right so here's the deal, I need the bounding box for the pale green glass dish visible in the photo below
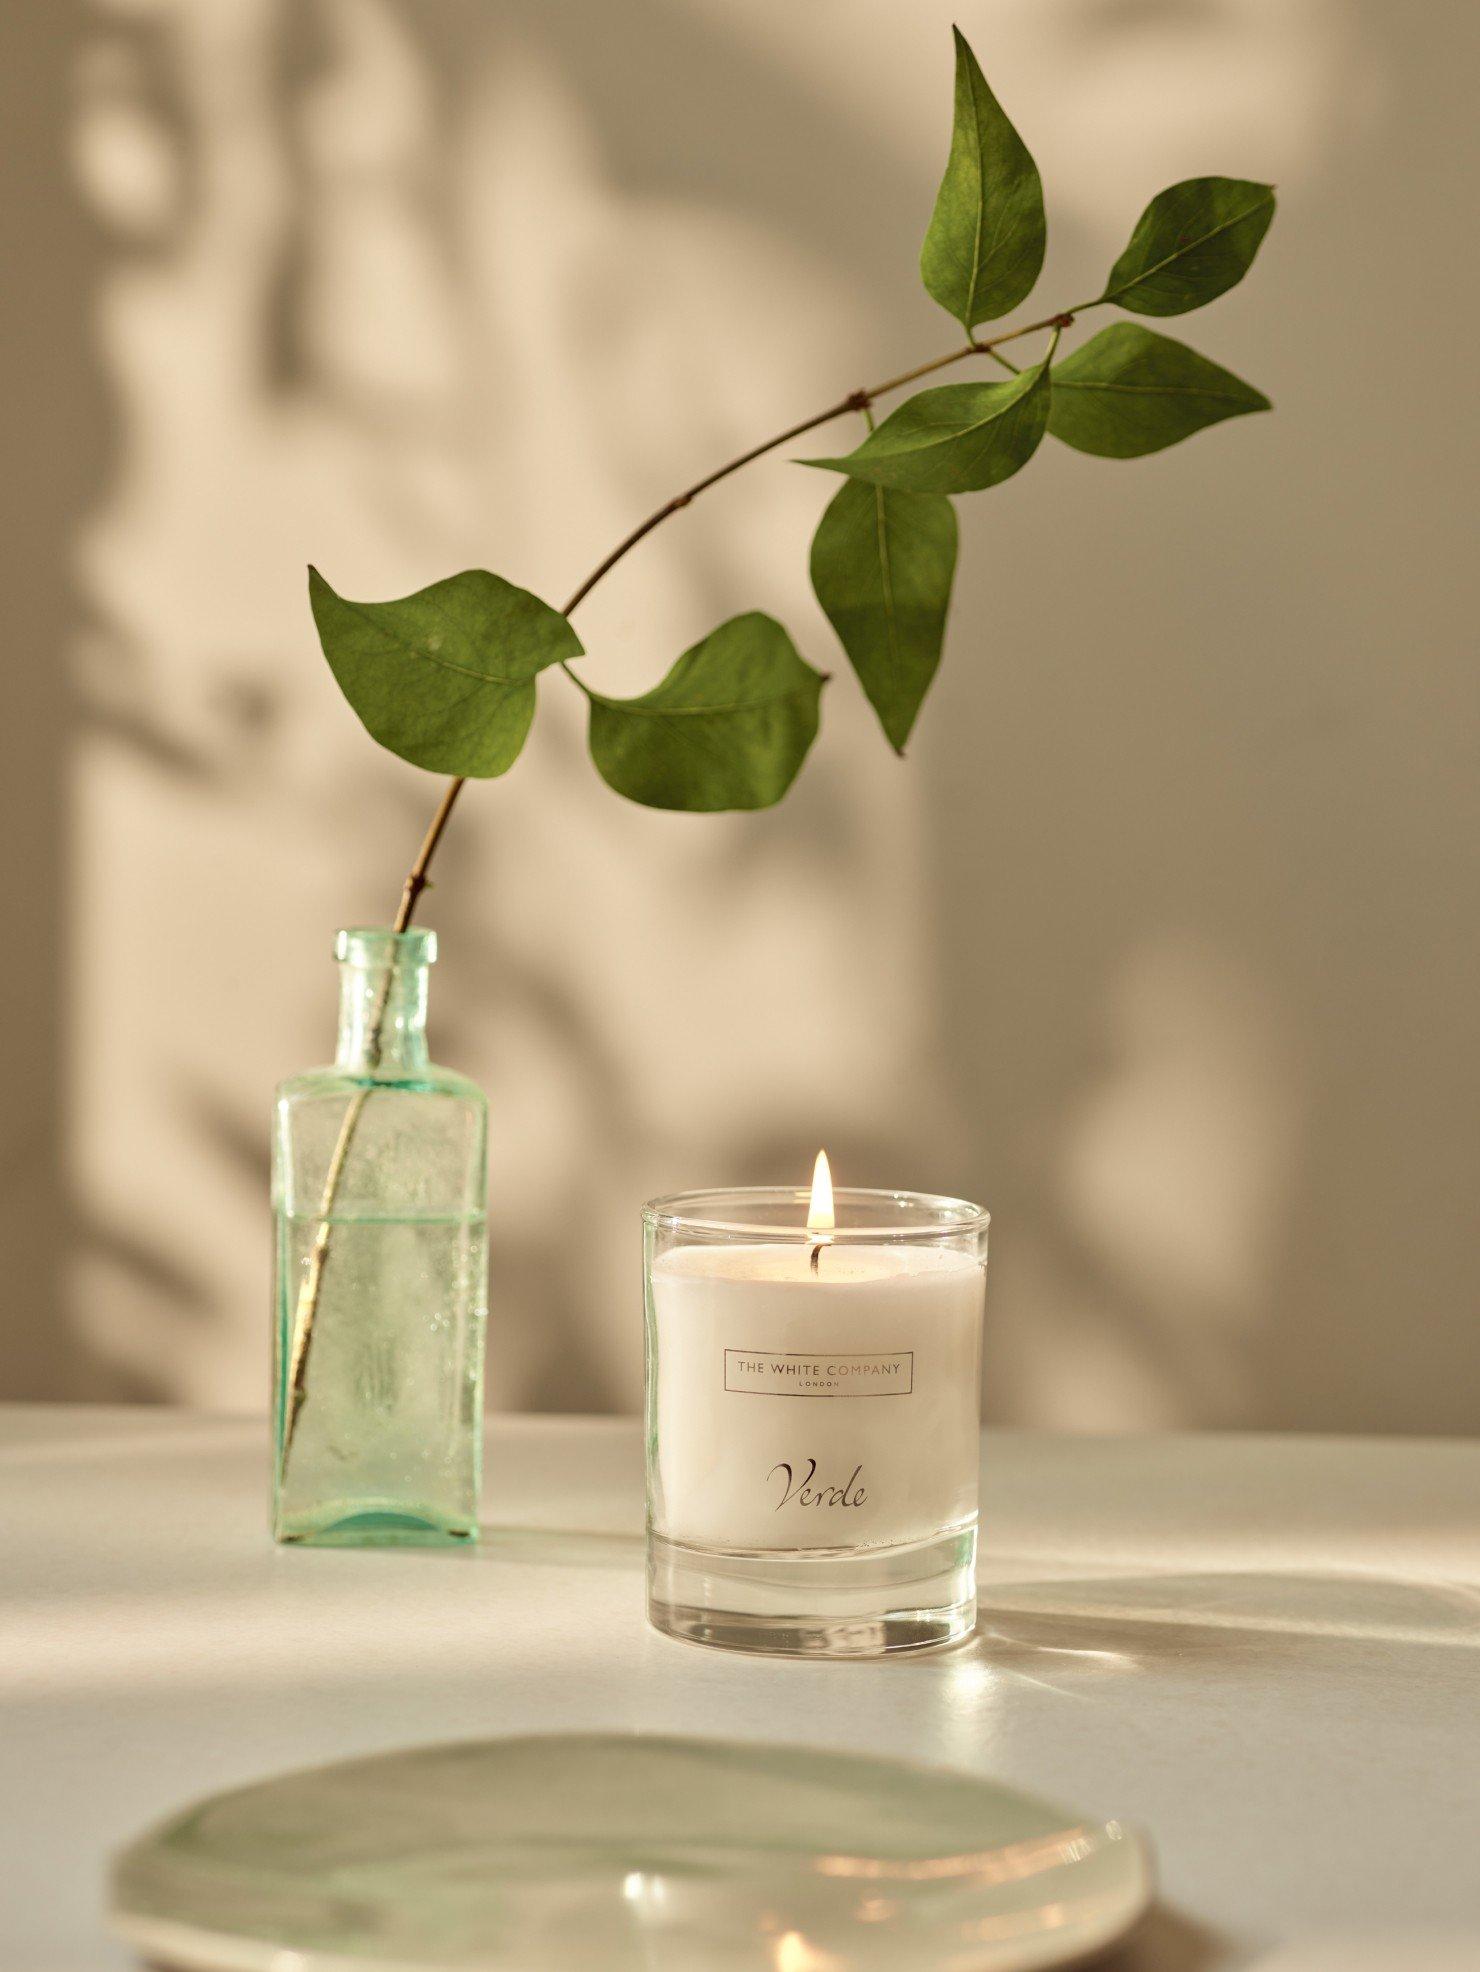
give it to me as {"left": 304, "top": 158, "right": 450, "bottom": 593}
{"left": 110, "top": 1733, "right": 1152, "bottom": 1972}
{"left": 271, "top": 928, "right": 487, "bottom": 1547}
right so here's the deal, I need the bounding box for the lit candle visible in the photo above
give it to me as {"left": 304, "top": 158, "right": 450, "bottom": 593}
{"left": 643, "top": 1160, "right": 988, "bottom": 1656}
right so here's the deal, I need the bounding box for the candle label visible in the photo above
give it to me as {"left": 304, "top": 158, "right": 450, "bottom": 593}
{"left": 724, "top": 1349, "right": 914, "bottom": 1397}
{"left": 650, "top": 1245, "right": 983, "bottom": 1550}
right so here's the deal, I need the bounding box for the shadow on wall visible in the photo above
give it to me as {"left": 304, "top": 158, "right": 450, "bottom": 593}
{"left": 9, "top": 0, "right": 1478, "bottom": 1430}
{"left": 2, "top": 1, "right": 111, "bottom": 1397}
{"left": 932, "top": 0, "right": 1480, "bottom": 1434}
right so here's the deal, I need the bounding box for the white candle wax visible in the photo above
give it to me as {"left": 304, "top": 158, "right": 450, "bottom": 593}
{"left": 650, "top": 1242, "right": 984, "bottom": 1553}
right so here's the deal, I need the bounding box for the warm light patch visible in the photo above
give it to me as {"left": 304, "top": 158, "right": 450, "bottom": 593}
{"left": 774, "top": 1931, "right": 842, "bottom": 1972}
{"left": 807, "top": 1149, "right": 835, "bottom": 1233}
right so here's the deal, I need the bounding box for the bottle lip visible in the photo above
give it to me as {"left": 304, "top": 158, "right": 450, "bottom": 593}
{"left": 334, "top": 926, "right": 437, "bottom": 967}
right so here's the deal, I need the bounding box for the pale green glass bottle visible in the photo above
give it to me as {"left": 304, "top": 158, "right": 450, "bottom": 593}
{"left": 272, "top": 928, "right": 487, "bottom": 1546}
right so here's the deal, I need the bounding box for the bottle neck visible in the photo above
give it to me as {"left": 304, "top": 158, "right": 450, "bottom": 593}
{"left": 335, "top": 959, "right": 430, "bottom": 1073}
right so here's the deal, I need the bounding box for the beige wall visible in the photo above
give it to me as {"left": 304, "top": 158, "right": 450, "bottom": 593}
{"left": 4, "top": 0, "right": 1476, "bottom": 1430}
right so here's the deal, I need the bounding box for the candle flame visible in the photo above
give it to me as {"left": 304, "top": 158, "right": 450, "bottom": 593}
{"left": 807, "top": 1149, "right": 835, "bottom": 1233}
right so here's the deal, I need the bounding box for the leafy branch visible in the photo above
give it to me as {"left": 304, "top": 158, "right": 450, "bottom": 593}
{"left": 309, "top": 300, "right": 1082, "bottom": 896}
{"left": 285, "top": 26, "right": 1277, "bottom": 1456}
{"left": 312, "top": 35, "right": 1273, "bottom": 836}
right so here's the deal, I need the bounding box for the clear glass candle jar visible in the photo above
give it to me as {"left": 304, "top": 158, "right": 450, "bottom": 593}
{"left": 643, "top": 1186, "right": 989, "bottom": 1656}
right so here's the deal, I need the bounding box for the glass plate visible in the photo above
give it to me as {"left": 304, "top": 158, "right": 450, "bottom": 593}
{"left": 110, "top": 1733, "right": 1152, "bottom": 1971}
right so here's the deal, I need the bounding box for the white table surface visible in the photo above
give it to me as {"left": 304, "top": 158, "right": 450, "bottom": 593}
{"left": 3, "top": 1407, "right": 1477, "bottom": 1972}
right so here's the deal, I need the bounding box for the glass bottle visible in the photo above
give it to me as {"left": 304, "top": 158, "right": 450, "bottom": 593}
{"left": 272, "top": 928, "right": 487, "bottom": 1545}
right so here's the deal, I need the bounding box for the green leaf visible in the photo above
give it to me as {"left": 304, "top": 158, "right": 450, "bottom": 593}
{"left": 586, "top": 613, "right": 825, "bottom": 812}
{"left": 1100, "top": 177, "right": 1276, "bottom": 316}
{"left": 803, "top": 360, "right": 1050, "bottom": 494}
{"left": 1048, "top": 323, "right": 1270, "bottom": 458}
{"left": 308, "top": 566, "right": 582, "bottom": 777}
{"left": 810, "top": 480, "right": 957, "bottom": 754}
{"left": 920, "top": 27, "right": 1045, "bottom": 329}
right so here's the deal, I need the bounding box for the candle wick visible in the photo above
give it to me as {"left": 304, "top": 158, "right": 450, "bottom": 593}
{"left": 809, "top": 1241, "right": 825, "bottom": 1274}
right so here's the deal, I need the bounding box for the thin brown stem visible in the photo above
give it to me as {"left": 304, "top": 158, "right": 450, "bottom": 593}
{"left": 558, "top": 399, "right": 869, "bottom": 616}
{"left": 394, "top": 774, "right": 468, "bottom": 931}
{"left": 279, "top": 304, "right": 1075, "bottom": 1472}
{"left": 559, "top": 308, "right": 1071, "bottom": 620}
{"left": 282, "top": 1086, "right": 369, "bottom": 1453}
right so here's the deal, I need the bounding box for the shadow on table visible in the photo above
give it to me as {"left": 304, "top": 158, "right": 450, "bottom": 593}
{"left": 477, "top": 1524, "right": 643, "bottom": 1570}
{"left": 294, "top": 1524, "right": 643, "bottom": 1568}
{"left": 1100, "top": 1902, "right": 1230, "bottom": 1972}
{"left": 974, "top": 1565, "right": 1480, "bottom": 1679}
